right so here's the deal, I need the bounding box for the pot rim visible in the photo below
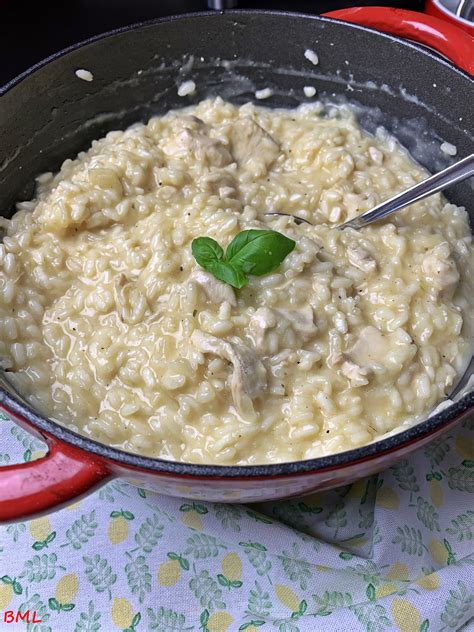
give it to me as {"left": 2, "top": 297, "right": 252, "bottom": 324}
{"left": 0, "top": 9, "right": 473, "bottom": 478}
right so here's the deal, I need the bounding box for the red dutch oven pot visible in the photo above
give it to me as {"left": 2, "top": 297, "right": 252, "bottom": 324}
{"left": 0, "top": 8, "right": 473, "bottom": 521}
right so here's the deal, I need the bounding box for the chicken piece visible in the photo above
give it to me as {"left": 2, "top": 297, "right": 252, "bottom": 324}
{"left": 114, "top": 274, "right": 149, "bottom": 325}
{"left": 278, "top": 305, "right": 318, "bottom": 339}
{"left": 164, "top": 116, "right": 232, "bottom": 168}
{"left": 231, "top": 117, "right": 280, "bottom": 177}
{"left": 191, "top": 330, "right": 267, "bottom": 419}
{"left": 200, "top": 171, "right": 237, "bottom": 197}
{"left": 347, "top": 245, "right": 377, "bottom": 273}
{"left": 422, "top": 243, "right": 459, "bottom": 295}
{"left": 191, "top": 270, "right": 237, "bottom": 307}
{"left": 341, "top": 360, "right": 371, "bottom": 387}
{"left": 346, "top": 325, "right": 415, "bottom": 374}
{"left": 249, "top": 308, "right": 278, "bottom": 348}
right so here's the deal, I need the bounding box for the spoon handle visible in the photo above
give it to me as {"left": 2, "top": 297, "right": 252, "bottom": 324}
{"left": 339, "top": 153, "right": 474, "bottom": 230}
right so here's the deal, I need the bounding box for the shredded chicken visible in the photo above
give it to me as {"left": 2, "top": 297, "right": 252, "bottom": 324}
{"left": 346, "top": 325, "right": 415, "bottom": 375}
{"left": 191, "top": 270, "right": 237, "bottom": 306}
{"left": 341, "top": 360, "right": 371, "bottom": 387}
{"left": 191, "top": 330, "right": 267, "bottom": 419}
{"left": 231, "top": 117, "right": 280, "bottom": 177}
{"left": 278, "top": 306, "right": 318, "bottom": 338}
{"left": 249, "top": 305, "right": 317, "bottom": 352}
{"left": 164, "top": 116, "right": 232, "bottom": 167}
{"left": 347, "top": 245, "right": 377, "bottom": 273}
{"left": 422, "top": 243, "right": 459, "bottom": 295}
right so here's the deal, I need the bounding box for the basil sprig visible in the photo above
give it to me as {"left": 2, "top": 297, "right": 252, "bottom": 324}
{"left": 191, "top": 229, "right": 295, "bottom": 289}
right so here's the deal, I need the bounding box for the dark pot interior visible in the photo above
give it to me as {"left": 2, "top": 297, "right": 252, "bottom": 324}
{"left": 0, "top": 11, "right": 472, "bottom": 475}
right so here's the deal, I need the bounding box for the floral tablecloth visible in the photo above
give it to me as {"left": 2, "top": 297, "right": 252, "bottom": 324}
{"left": 0, "top": 412, "right": 473, "bottom": 632}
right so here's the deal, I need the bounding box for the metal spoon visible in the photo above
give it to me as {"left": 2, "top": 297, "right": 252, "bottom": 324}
{"left": 265, "top": 153, "right": 474, "bottom": 230}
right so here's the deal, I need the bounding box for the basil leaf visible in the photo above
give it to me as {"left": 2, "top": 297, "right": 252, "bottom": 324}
{"left": 191, "top": 237, "right": 224, "bottom": 267}
{"left": 225, "top": 229, "right": 295, "bottom": 276}
{"left": 207, "top": 260, "right": 248, "bottom": 289}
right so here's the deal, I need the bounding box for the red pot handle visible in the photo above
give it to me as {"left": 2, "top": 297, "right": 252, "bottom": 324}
{"left": 323, "top": 7, "right": 474, "bottom": 76}
{"left": 0, "top": 416, "right": 111, "bottom": 522}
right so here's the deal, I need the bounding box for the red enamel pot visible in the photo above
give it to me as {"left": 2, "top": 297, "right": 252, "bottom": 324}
{"left": 0, "top": 8, "right": 473, "bottom": 521}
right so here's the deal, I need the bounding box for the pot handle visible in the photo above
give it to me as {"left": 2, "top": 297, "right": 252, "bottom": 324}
{"left": 323, "top": 7, "right": 474, "bottom": 76}
{"left": 0, "top": 419, "right": 111, "bottom": 522}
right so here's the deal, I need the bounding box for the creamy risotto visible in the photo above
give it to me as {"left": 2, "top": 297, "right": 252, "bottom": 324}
{"left": 0, "top": 98, "right": 472, "bottom": 464}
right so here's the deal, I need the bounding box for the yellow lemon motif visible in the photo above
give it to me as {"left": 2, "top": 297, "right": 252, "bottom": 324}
{"left": 55, "top": 574, "right": 79, "bottom": 603}
{"left": 207, "top": 611, "right": 233, "bottom": 632}
{"left": 347, "top": 479, "right": 367, "bottom": 500}
{"left": 221, "top": 553, "right": 243, "bottom": 582}
{"left": 341, "top": 535, "right": 367, "bottom": 547}
{"left": 31, "top": 450, "right": 47, "bottom": 461}
{"left": 275, "top": 584, "right": 300, "bottom": 612}
{"left": 181, "top": 512, "right": 203, "bottom": 531}
{"left": 375, "top": 486, "right": 400, "bottom": 510}
{"left": 67, "top": 500, "right": 82, "bottom": 512}
{"left": 391, "top": 599, "right": 422, "bottom": 632}
{"left": 386, "top": 563, "right": 410, "bottom": 582}
{"left": 111, "top": 597, "right": 134, "bottom": 629}
{"left": 428, "top": 539, "right": 448, "bottom": 566}
{"left": 157, "top": 560, "right": 181, "bottom": 587}
{"left": 416, "top": 572, "right": 440, "bottom": 590}
{"left": 28, "top": 517, "right": 51, "bottom": 541}
{"left": 108, "top": 516, "right": 129, "bottom": 545}
{"left": 0, "top": 584, "right": 13, "bottom": 610}
{"left": 429, "top": 480, "right": 444, "bottom": 508}
{"left": 455, "top": 434, "right": 473, "bottom": 460}
{"left": 375, "top": 583, "right": 398, "bottom": 599}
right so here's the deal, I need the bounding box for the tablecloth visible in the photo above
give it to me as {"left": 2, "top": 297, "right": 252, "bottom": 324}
{"left": 0, "top": 411, "right": 473, "bottom": 632}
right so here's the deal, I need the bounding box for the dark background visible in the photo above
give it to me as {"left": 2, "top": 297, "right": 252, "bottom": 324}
{"left": 0, "top": 0, "right": 423, "bottom": 86}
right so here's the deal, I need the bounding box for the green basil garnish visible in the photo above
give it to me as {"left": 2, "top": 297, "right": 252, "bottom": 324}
{"left": 191, "top": 229, "right": 295, "bottom": 289}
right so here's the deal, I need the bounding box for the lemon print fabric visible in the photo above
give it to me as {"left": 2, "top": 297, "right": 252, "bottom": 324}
{"left": 0, "top": 415, "right": 473, "bottom": 631}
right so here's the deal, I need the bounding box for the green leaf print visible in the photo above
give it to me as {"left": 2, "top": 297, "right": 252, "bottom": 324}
{"left": 392, "top": 526, "right": 427, "bottom": 556}
{"left": 446, "top": 510, "right": 474, "bottom": 542}
{"left": 239, "top": 542, "right": 272, "bottom": 577}
{"left": 167, "top": 552, "right": 190, "bottom": 571}
{"left": 184, "top": 533, "right": 226, "bottom": 559}
{"left": 74, "top": 600, "right": 101, "bottom": 632}
{"left": 348, "top": 561, "right": 389, "bottom": 587}
{"left": 19, "top": 593, "right": 51, "bottom": 632}
{"left": 349, "top": 603, "right": 392, "bottom": 632}
{"left": 180, "top": 502, "right": 208, "bottom": 515}
{"left": 325, "top": 502, "right": 347, "bottom": 537}
{"left": 391, "top": 460, "right": 419, "bottom": 500}
{"left": 419, "top": 620, "right": 430, "bottom": 632}
{"left": 6, "top": 522, "right": 26, "bottom": 542}
{"left": 125, "top": 553, "right": 151, "bottom": 604}
{"left": 215, "top": 504, "right": 241, "bottom": 532}
{"left": 447, "top": 467, "right": 474, "bottom": 492}
{"left": 19, "top": 553, "right": 65, "bottom": 582}
{"left": 0, "top": 452, "right": 11, "bottom": 464}
{"left": 424, "top": 438, "right": 451, "bottom": 467}
{"left": 297, "top": 502, "right": 323, "bottom": 515}
{"left": 189, "top": 567, "right": 226, "bottom": 612}
{"left": 98, "top": 485, "right": 116, "bottom": 503}
{"left": 239, "top": 622, "right": 266, "bottom": 630}
{"left": 462, "top": 460, "right": 474, "bottom": 468}
{"left": 373, "top": 521, "right": 382, "bottom": 546}
{"left": 246, "top": 509, "right": 273, "bottom": 524}
{"left": 278, "top": 543, "right": 312, "bottom": 590}
{"left": 366, "top": 584, "right": 376, "bottom": 601}
{"left": 147, "top": 607, "right": 194, "bottom": 631}
{"left": 415, "top": 497, "right": 441, "bottom": 532}
{"left": 217, "top": 574, "right": 243, "bottom": 589}
{"left": 1, "top": 575, "right": 23, "bottom": 594}
{"left": 82, "top": 554, "right": 117, "bottom": 599}
{"left": 440, "top": 580, "right": 473, "bottom": 630}
{"left": 10, "top": 425, "right": 44, "bottom": 454}
{"left": 313, "top": 591, "right": 353, "bottom": 616}
{"left": 272, "top": 617, "right": 300, "bottom": 632}
{"left": 132, "top": 514, "right": 164, "bottom": 553}
{"left": 246, "top": 580, "right": 272, "bottom": 618}
{"left": 61, "top": 511, "right": 98, "bottom": 550}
